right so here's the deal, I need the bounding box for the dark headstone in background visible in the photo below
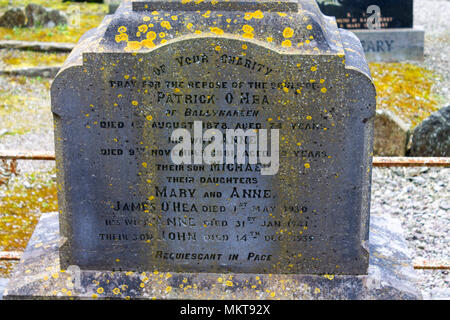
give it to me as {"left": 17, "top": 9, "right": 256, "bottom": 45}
{"left": 315, "top": 1, "right": 424, "bottom": 61}
{"left": 0, "top": 8, "right": 26, "bottom": 28}
{"left": 25, "top": 4, "right": 68, "bottom": 28}
{"left": 316, "top": 0, "right": 413, "bottom": 29}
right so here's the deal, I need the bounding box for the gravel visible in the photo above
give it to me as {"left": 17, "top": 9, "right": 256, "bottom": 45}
{"left": 371, "top": 167, "right": 449, "bottom": 300}
{"left": 415, "top": 0, "right": 450, "bottom": 104}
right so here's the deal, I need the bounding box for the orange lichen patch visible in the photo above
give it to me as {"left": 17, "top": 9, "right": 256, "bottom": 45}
{"left": 160, "top": 21, "right": 172, "bottom": 30}
{"left": 281, "top": 40, "right": 292, "bottom": 48}
{"left": 0, "top": 170, "right": 58, "bottom": 276}
{"left": 242, "top": 25, "right": 254, "bottom": 39}
{"left": 141, "top": 39, "right": 155, "bottom": 48}
{"left": 138, "top": 24, "right": 149, "bottom": 33}
{"left": 369, "top": 62, "right": 441, "bottom": 127}
{"left": 115, "top": 33, "right": 128, "bottom": 43}
{"left": 209, "top": 27, "right": 224, "bottom": 35}
{"left": 282, "top": 27, "right": 294, "bottom": 39}
{"left": 244, "top": 10, "right": 264, "bottom": 21}
{"left": 242, "top": 25, "right": 254, "bottom": 34}
{"left": 125, "top": 41, "right": 142, "bottom": 52}
{"left": 146, "top": 31, "right": 157, "bottom": 41}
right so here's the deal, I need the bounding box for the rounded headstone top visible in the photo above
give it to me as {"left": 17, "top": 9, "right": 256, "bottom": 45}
{"left": 96, "top": 0, "right": 345, "bottom": 55}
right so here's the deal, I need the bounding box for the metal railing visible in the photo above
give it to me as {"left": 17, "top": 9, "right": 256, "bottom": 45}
{"left": 1, "top": 150, "right": 449, "bottom": 270}
{"left": 1, "top": 150, "right": 449, "bottom": 167}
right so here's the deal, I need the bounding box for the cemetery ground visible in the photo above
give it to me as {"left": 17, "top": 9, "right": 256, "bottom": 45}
{"left": 0, "top": 0, "right": 448, "bottom": 300}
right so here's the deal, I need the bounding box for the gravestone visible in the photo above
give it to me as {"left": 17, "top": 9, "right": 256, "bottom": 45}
{"left": 4, "top": 0, "right": 422, "bottom": 300}
{"left": 105, "top": 0, "right": 122, "bottom": 14}
{"left": 53, "top": 0, "right": 376, "bottom": 275}
{"left": 316, "top": 0, "right": 424, "bottom": 61}
{"left": 317, "top": 0, "right": 413, "bottom": 29}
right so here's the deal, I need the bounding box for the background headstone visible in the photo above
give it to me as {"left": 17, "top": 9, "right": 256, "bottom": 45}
{"left": 316, "top": 0, "right": 424, "bottom": 61}
{"left": 374, "top": 109, "right": 410, "bottom": 156}
{"left": 408, "top": 105, "right": 450, "bottom": 157}
{"left": 316, "top": 0, "right": 413, "bottom": 29}
{"left": 25, "top": 4, "right": 68, "bottom": 28}
{"left": 105, "top": 0, "right": 122, "bottom": 14}
{"left": 0, "top": 8, "right": 26, "bottom": 28}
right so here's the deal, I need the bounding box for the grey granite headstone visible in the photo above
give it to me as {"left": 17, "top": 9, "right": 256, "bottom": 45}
{"left": 51, "top": 0, "right": 376, "bottom": 275}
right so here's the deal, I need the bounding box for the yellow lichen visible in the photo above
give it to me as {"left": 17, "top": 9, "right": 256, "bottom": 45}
{"left": 281, "top": 40, "right": 292, "bottom": 48}
{"left": 370, "top": 63, "right": 440, "bottom": 127}
{"left": 210, "top": 27, "right": 224, "bottom": 35}
{"left": 283, "top": 27, "right": 294, "bottom": 38}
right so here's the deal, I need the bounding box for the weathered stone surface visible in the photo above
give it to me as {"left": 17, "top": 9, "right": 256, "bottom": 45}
{"left": 51, "top": 0, "right": 376, "bottom": 275}
{"left": 352, "top": 28, "right": 425, "bottom": 62}
{"left": 408, "top": 106, "right": 450, "bottom": 157}
{"left": 3, "top": 212, "right": 422, "bottom": 300}
{"left": 0, "top": 8, "right": 26, "bottom": 28}
{"left": 374, "top": 109, "right": 410, "bottom": 156}
{"left": 25, "top": 4, "right": 68, "bottom": 28}
{"left": 316, "top": 0, "right": 413, "bottom": 29}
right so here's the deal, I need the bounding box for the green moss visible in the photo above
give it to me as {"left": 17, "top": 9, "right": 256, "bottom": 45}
{"left": 0, "top": 169, "right": 58, "bottom": 276}
{"left": 2, "top": 50, "right": 68, "bottom": 69}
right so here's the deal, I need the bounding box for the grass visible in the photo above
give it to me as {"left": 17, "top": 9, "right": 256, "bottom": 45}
{"left": 0, "top": 76, "right": 51, "bottom": 136}
{"left": 0, "top": 169, "right": 58, "bottom": 276}
{"left": 1, "top": 50, "right": 68, "bottom": 68}
{"left": 0, "top": 0, "right": 107, "bottom": 43}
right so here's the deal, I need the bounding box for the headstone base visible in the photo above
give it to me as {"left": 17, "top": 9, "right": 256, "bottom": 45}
{"left": 353, "top": 27, "right": 425, "bottom": 62}
{"left": 3, "top": 212, "right": 422, "bottom": 300}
